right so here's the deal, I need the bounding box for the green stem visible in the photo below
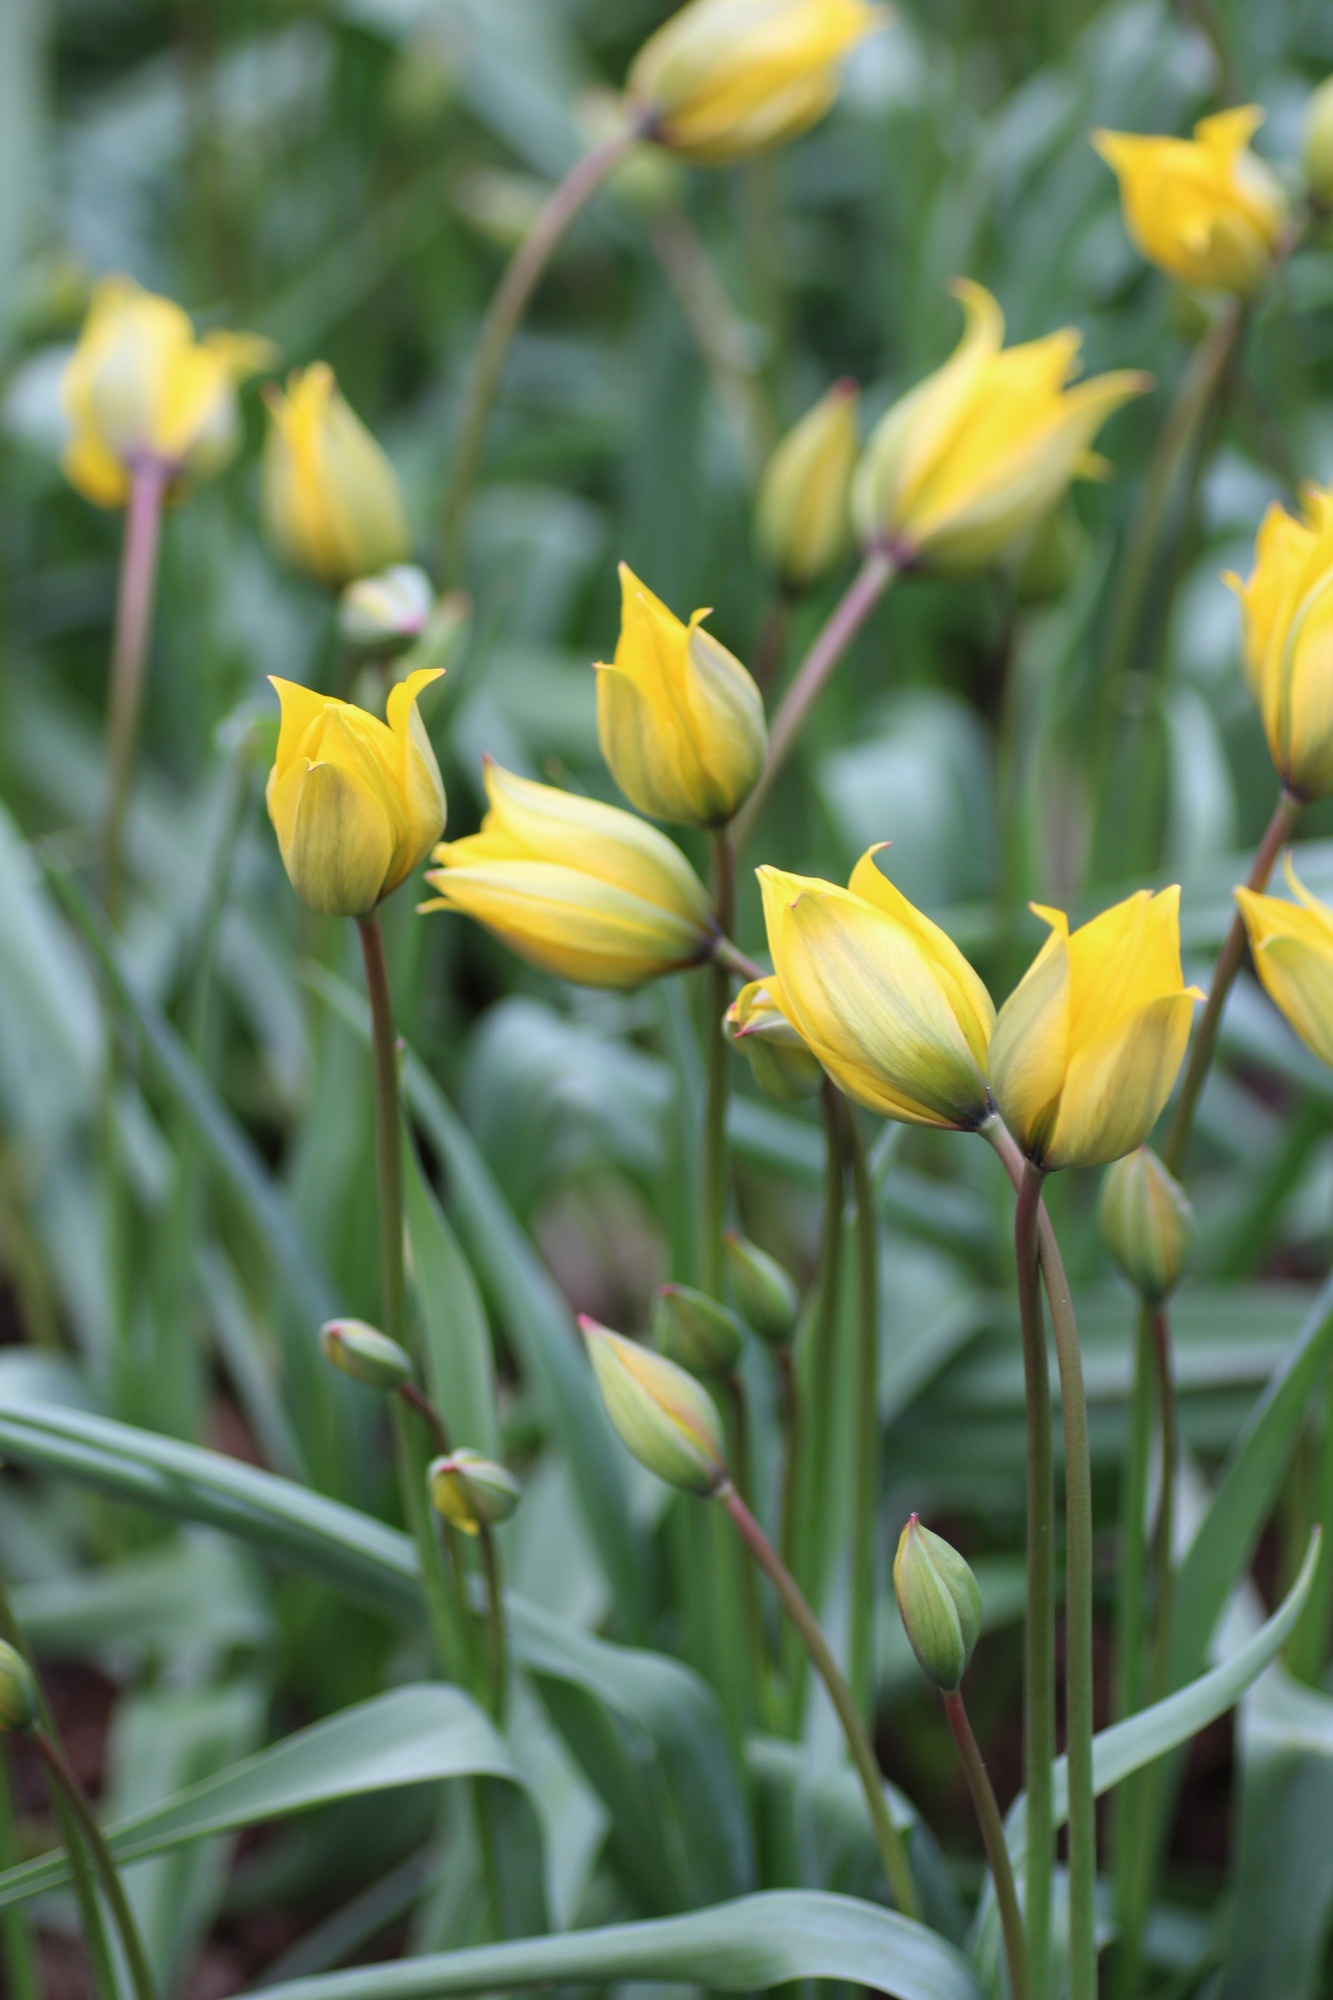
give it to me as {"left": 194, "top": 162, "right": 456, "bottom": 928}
{"left": 777, "top": 1343, "right": 801, "bottom": 1574}
{"left": 399, "top": 1379, "right": 452, "bottom": 1455}
{"left": 1116, "top": 1301, "right": 1155, "bottom": 1725}
{"left": 942, "top": 1689, "right": 1034, "bottom": 2000}
{"left": 102, "top": 461, "right": 167, "bottom": 928}
{"left": 441, "top": 122, "right": 641, "bottom": 584}
{"left": 845, "top": 1107, "right": 880, "bottom": 1725}
{"left": 478, "top": 1524, "right": 508, "bottom": 1726}
{"left": 702, "top": 830, "right": 736, "bottom": 1298}
{"left": 34, "top": 1729, "right": 156, "bottom": 2000}
{"left": 723, "top": 1371, "right": 767, "bottom": 1687}
{"left": 720, "top": 1483, "right": 921, "bottom": 1921}
{"left": 357, "top": 915, "right": 407, "bottom": 1350}
{"left": 1161, "top": 787, "right": 1300, "bottom": 1174}
{"left": 1148, "top": 1303, "right": 1178, "bottom": 1706}
{"left": 0, "top": 1749, "right": 38, "bottom": 2000}
{"left": 799, "top": 1083, "right": 846, "bottom": 1595}
{"left": 648, "top": 207, "right": 776, "bottom": 480}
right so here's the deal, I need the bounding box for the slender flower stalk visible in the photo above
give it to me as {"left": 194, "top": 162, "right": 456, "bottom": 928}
{"left": 33, "top": 1728, "right": 156, "bottom": 2000}
{"left": 102, "top": 462, "right": 167, "bottom": 926}
{"left": 649, "top": 208, "right": 776, "bottom": 480}
{"left": 942, "top": 1687, "right": 1034, "bottom": 2000}
{"left": 0, "top": 1758, "right": 37, "bottom": 2000}
{"left": 477, "top": 1524, "right": 508, "bottom": 1726}
{"left": 1148, "top": 1303, "right": 1178, "bottom": 1702}
{"left": 702, "top": 830, "right": 737, "bottom": 1297}
{"left": 1116, "top": 1301, "right": 1156, "bottom": 1722}
{"left": 845, "top": 1108, "right": 880, "bottom": 1723}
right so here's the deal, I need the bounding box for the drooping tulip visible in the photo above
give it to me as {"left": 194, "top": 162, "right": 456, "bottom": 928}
{"left": 1092, "top": 109, "right": 1287, "bottom": 297}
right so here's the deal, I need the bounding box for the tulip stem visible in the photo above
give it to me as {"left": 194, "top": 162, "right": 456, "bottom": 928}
{"left": 1116, "top": 1300, "right": 1155, "bottom": 1723}
{"left": 733, "top": 546, "right": 898, "bottom": 848}
{"left": 1161, "top": 786, "right": 1300, "bottom": 1173}
{"left": 702, "top": 831, "right": 736, "bottom": 1298}
{"left": 845, "top": 1105, "right": 880, "bottom": 1725}
{"left": 102, "top": 460, "right": 167, "bottom": 926}
{"left": 0, "top": 1754, "right": 37, "bottom": 2000}
{"left": 649, "top": 208, "right": 776, "bottom": 481}
{"left": 942, "top": 1688, "right": 1034, "bottom": 2000}
{"left": 357, "top": 914, "right": 407, "bottom": 1352}
{"left": 442, "top": 120, "right": 644, "bottom": 584}
{"left": 719, "top": 1481, "right": 921, "bottom": 1920}
{"left": 1148, "top": 1303, "right": 1177, "bottom": 1704}
{"left": 33, "top": 1727, "right": 157, "bottom": 2000}
{"left": 478, "top": 1523, "right": 508, "bottom": 1726}
{"left": 398, "top": 1378, "right": 451, "bottom": 1456}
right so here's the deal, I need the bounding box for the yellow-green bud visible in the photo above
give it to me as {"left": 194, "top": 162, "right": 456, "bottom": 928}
{"left": 428, "top": 1450, "right": 521, "bottom": 1536}
{"left": 756, "top": 380, "right": 860, "bottom": 587}
{"left": 339, "top": 564, "right": 434, "bottom": 655}
{"left": 581, "top": 1317, "right": 728, "bottom": 1495}
{"left": 893, "top": 1515, "right": 982, "bottom": 1693}
{"left": 1304, "top": 76, "right": 1333, "bottom": 209}
{"left": 1098, "top": 1146, "right": 1195, "bottom": 1305}
{"left": 0, "top": 1644, "right": 38, "bottom": 1734}
{"left": 320, "top": 1319, "right": 413, "bottom": 1392}
{"left": 725, "top": 979, "right": 823, "bottom": 1102}
{"left": 653, "top": 1283, "right": 745, "bottom": 1376}
{"left": 723, "top": 1230, "right": 798, "bottom": 1346}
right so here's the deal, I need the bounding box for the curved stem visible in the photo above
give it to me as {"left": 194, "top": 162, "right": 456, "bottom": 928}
{"left": 442, "top": 123, "right": 641, "bottom": 584}
{"left": 102, "top": 462, "right": 166, "bottom": 927}
{"left": 478, "top": 1523, "right": 508, "bottom": 1726}
{"left": 943, "top": 1689, "right": 1034, "bottom": 2000}
{"left": 751, "top": 585, "right": 794, "bottom": 695}
{"left": 719, "top": 1483, "right": 921, "bottom": 1920}
{"left": 1161, "top": 787, "right": 1300, "bottom": 1173}
{"left": 732, "top": 548, "right": 898, "bottom": 850}
{"left": 399, "top": 1378, "right": 452, "bottom": 1456}
{"left": 648, "top": 208, "right": 775, "bottom": 480}
{"left": 1116, "top": 1301, "right": 1155, "bottom": 1724}
{"left": 1148, "top": 1303, "right": 1178, "bottom": 1706}
{"left": 34, "top": 1730, "right": 156, "bottom": 2000}
{"left": 702, "top": 831, "right": 736, "bottom": 1297}
{"left": 845, "top": 1107, "right": 880, "bottom": 1724}
{"left": 724, "top": 1371, "right": 767, "bottom": 1684}
{"left": 357, "top": 915, "right": 407, "bottom": 1350}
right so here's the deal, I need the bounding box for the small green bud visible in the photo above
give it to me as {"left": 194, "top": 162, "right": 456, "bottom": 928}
{"left": 893, "top": 1515, "right": 982, "bottom": 1693}
{"left": 339, "top": 564, "right": 434, "bottom": 655}
{"left": 581, "top": 1317, "right": 728, "bottom": 1495}
{"left": 1098, "top": 1146, "right": 1194, "bottom": 1305}
{"left": 725, "top": 980, "right": 823, "bottom": 1102}
{"left": 654, "top": 1283, "right": 745, "bottom": 1376}
{"left": 756, "top": 380, "right": 860, "bottom": 588}
{"left": 1304, "top": 76, "right": 1333, "bottom": 210}
{"left": 320, "top": 1319, "right": 413, "bottom": 1392}
{"left": 723, "top": 1230, "right": 799, "bottom": 1346}
{"left": 0, "top": 1643, "right": 38, "bottom": 1734}
{"left": 428, "top": 1450, "right": 521, "bottom": 1536}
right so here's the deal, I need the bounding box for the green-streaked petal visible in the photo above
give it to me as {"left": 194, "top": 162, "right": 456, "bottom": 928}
{"left": 988, "top": 920, "right": 1070, "bottom": 1158}
{"left": 278, "top": 759, "right": 395, "bottom": 917}
{"left": 1044, "top": 990, "right": 1197, "bottom": 1170}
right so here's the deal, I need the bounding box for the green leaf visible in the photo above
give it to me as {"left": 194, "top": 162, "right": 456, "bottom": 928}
{"left": 402, "top": 1127, "right": 498, "bottom": 1460}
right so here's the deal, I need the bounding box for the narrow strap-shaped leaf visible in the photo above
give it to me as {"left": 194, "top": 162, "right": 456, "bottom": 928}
{"left": 402, "top": 1128, "right": 499, "bottom": 1459}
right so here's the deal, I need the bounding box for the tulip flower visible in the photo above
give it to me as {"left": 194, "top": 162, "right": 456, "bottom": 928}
{"left": 1225, "top": 488, "right": 1333, "bottom": 801}
{"left": 853, "top": 280, "right": 1148, "bottom": 572}
{"left": 1092, "top": 109, "right": 1287, "bottom": 297}
{"left": 757, "top": 847, "right": 995, "bottom": 1128}
{"left": 60, "top": 275, "right": 272, "bottom": 507}
{"left": 597, "top": 564, "right": 767, "bottom": 827}
{"left": 422, "top": 759, "right": 715, "bottom": 989}
{"left": 757, "top": 379, "right": 860, "bottom": 586}
{"left": 725, "top": 978, "right": 824, "bottom": 1100}
{"left": 626, "top": 0, "right": 887, "bottom": 166}
{"left": 1236, "top": 857, "right": 1333, "bottom": 1069}
{"left": 266, "top": 668, "right": 446, "bottom": 918}
{"left": 262, "top": 364, "right": 411, "bottom": 589}
{"left": 989, "top": 888, "right": 1202, "bottom": 1172}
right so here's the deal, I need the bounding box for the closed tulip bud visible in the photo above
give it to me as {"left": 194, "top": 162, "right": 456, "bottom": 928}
{"left": 339, "top": 565, "right": 434, "bottom": 656}
{"left": 1304, "top": 78, "right": 1333, "bottom": 210}
{"left": 262, "top": 364, "right": 411, "bottom": 589}
{"left": 1092, "top": 110, "right": 1287, "bottom": 297}
{"left": 320, "top": 1318, "right": 414, "bottom": 1391}
{"left": 725, "top": 979, "right": 824, "bottom": 1101}
{"left": 757, "top": 380, "right": 859, "bottom": 586}
{"left": 1225, "top": 488, "right": 1333, "bottom": 801}
{"left": 1237, "top": 856, "right": 1333, "bottom": 1070}
{"left": 854, "top": 282, "right": 1147, "bottom": 574}
{"left": 893, "top": 1515, "right": 982, "bottom": 1693}
{"left": 723, "top": 1230, "right": 799, "bottom": 1345}
{"left": 266, "top": 668, "right": 446, "bottom": 918}
{"left": 1099, "top": 1147, "right": 1194, "bottom": 1304}
{"left": 626, "top": 0, "right": 887, "bottom": 167}
{"left": 581, "top": 1317, "right": 728, "bottom": 1495}
{"left": 60, "top": 275, "right": 272, "bottom": 508}
{"left": 758, "top": 848, "right": 995, "bottom": 1130}
{"left": 0, "top": 1644, "right": 38, "bottom": 1735}
{"left": 989, "top": 889, "right": 1202, "bottom": 1172}
{"left": 422, "top": 759, "right": 716, "bottom": 989}
{"left": 654, "top": 1283, "right": 746, "bottom": 1376}
{"left": 597, "top": 565, "right": 767, "bottom": 828}
{"left": 428, "top": 1450, "right": 521, "bottom": 1535}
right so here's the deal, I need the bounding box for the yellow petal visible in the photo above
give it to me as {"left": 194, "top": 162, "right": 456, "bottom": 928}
{"left": 273, "top": 758, "right": 395, "bottom": 917}
{"left": 1043, "top": 991, "right": 1197, "bottom": 1170}
{"left": 384, "top": 667, "right": 447, "bottom": 891}
{"left": 847, "top": 847, "right": 995, "bottom": 1065}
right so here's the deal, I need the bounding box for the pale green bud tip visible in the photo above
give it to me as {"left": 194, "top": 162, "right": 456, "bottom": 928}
{"left": 723, "top": 1230, "right": 799, "bottom": 1346}
{"left": 653, "top": 1283, "right": 745, "bottom": 1376}
{"left": 320, "top": 1319, "right": 413, "bottom": 1391}
{"left": 428, "top": 1450, "right": 521, "bottom": 1535}
{"left": 893, "top": 1514, "right": 982, "bottom": 1692}
{"left": 1098, "top": 1146, "right": 1195, "bottom": 1305}
{"left": 0, "top": 1643, "right": 38, "bottom": 1734}
{"left": 339, "top": 565, "right": 434, "bottom": 654}
{"left": 1304, "top": 76, "right": 1333, "bottom": 208}
{"left": 580, "top": 1317, "right": 728, "bottom": 1495}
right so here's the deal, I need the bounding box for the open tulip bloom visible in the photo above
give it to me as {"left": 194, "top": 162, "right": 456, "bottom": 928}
{"left": 1227, "top": 486, "right": 1333, "bottom": 802}
{"left": 1237, "top": 857, "right": 1333, "bottom": 1070}
{"left": 1093, "top": 108, "right": 1287, "bottom": 298}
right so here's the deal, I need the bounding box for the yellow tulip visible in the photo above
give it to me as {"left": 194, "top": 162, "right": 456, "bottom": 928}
{"left": 266, "top": 667, "right": 446, "bottom": 918}
{"left": 1236, "top": 856, "right": 1333, "bottom": 1069}
{"left": 60, "top": 275, "right": 272, "bottom": 507}
{"left": 1092, "top": 109, "right": 1287, "bottom": 297}
{"left": 756, "top": 378, "right": 860, "bottom": 585}
{"left": 597, "top": 564, "right": 767, "bottom": 827}
{"left": 989, "top": 888, "right": 1202, "bottom": 1172}
{"left": 725, "top": 978, "right": 824, "bottom": 1100}
{"left": 1224, "top": 487, "right": 1333, "bottom": 800}
{"left": 627, "top": 0, "right": 886, "bottom": 165}
{"left": 421, "top": 760, "right": 715, "bottom": 989}
{"left": 1303, "top": 77, "right": 1333, "bottom": 210}
{"left": 853, "top": 281, "right": 1148, "bottom": 572}
{"left": 757, "top": 847, "right": 994, "bottom": 1128}
{"left": 581, "top": 1318, "right": 728, "bottom": 1495}
{"left": 261, "top": 364, "right": 410, "bottom": 589}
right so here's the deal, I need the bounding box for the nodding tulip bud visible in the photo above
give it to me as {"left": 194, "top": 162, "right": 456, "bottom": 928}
{"left": 1099, "top": 1147, "right": 1195, "bottom": 1305}
{"left": 723, "top": 1230, "right": 799, "bottom": 1346}
{"left": 653, "top": 1283, "right": 746, "bottom": 1376}
{"left": 262, "top": 364, "right": 411, "bottom": 589}
{"left": 725, "top": 979, "right": 824, "bottom": 1102}
{"left": 1093, "top": 109, "right": 1287, "bottom": 298}
{"left": 0, "top": 1644, "right": 38, "bottom": 1735}
{"left": 320, "top": 1319, "right": 413, "bottom": 1392}
{"left": 581, "top": 1317, "right": 728, "bottom": 1495}
{"left": 1304, "top": 78, "right": 1333, "bottom": 210}
{"left": 428, "top": 1450, "right": 521, "bottom": 1536}
{"left": 893, "top": 1515, "right": 982, "bottom": 1693}
{"left": 1236, "top": 856, "right": 1333, "bottom": 1071}
{"left": 339, "top": 565, "right": 434, "bottom": 656}
{"left": 757, "top": 380, "right": 860, "bottom": 587}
